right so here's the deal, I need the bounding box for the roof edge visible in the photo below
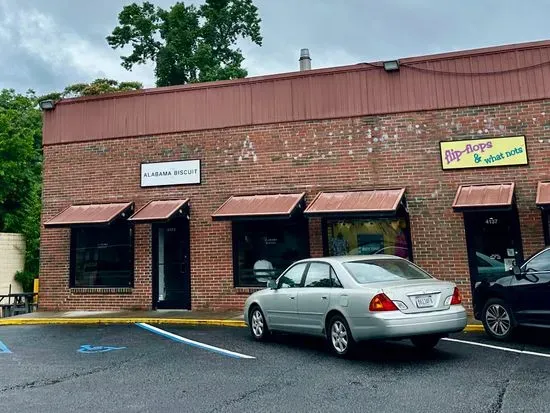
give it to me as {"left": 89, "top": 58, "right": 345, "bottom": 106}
{"left": 53, "top": 40, "right": 550, "bottom": 107}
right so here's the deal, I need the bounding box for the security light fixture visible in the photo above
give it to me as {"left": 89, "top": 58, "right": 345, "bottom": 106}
{"left": 39, "top": 99, "right": 56, "bottom": 110}
{"left": 383, "top": 60, "right": 400, "bottom": 72}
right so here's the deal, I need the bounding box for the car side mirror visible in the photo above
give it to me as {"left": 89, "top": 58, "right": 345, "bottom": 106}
{"left": 267, "top": 279, "right": 277, "bottom": 289}
{"left": 510, "top": 265, "right": 522, "bottom": 277}
{"left": 524, "top": 272, "right": 540, "bottom": 283}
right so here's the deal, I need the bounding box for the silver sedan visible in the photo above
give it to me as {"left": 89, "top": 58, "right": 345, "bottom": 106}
{"left": 244, "top": 256, "right": 467, "bottom": 356}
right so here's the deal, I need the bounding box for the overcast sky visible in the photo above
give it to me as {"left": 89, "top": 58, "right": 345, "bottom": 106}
{"left": 1, "top": 0, "right": 550, "bottom": 95}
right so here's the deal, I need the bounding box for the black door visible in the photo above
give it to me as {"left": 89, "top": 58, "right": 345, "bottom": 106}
{"left": 464, "top": 209, "right": 524, "bottom": 289}
{"left": 510, "top": 248, "right": 550, "bottom": 325}
{"left": 153, "top": 219, "right": 191, "bottom": 309}
{"left": 543, "top": 210, "right": 550, "bottom": 245}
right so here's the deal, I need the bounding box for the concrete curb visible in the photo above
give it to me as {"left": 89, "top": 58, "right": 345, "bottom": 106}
{"left": 0, "top": 318, "right": 247, "bottom": 327}
{"left": 0, "top": 318, "right": 485, "bottom": 332}
{"left": 463, "top": 324, "right": 485, "bottom": 332}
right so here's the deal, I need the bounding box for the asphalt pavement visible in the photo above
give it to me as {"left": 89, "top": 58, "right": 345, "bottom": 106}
{"left": 0, "top": 324, "right": 549, "bottom": 413}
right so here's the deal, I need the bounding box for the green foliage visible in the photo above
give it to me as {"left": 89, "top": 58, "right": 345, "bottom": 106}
{"left": 0, "top": 80, "right": 142, "bottom": 292}
{"left": 62, "top": 78, "right": 143, "bottom": 98}
{"left": 15, "top": 270, "right": 36, "bottom": 293}
{"left": 107, "top": 0, "right": 262, "bottom": 86}
{"left": 0, "top": 89, "right": 42, "bottom": 291}
{"left": 0, "top": 90, "right": 42, "bottom": 232}
{"left": 39, "top": 78, "right": 143, "bottom": 102}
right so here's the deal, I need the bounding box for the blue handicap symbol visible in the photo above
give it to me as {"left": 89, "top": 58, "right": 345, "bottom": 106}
{"left": 0, "top": 340, "right": 12, "bottom": 354}
{"left": 78, "top": 344, "right": 126, "bottom": 354}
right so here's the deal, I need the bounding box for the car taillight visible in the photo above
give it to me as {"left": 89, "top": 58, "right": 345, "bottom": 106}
{"left": 369, "top": 293, "right": 399, "bottom": 311}
{"left": 450, "top": 287, "right": 462, "bottom": 305}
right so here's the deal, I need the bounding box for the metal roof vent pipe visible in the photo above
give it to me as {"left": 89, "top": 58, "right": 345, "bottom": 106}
{"left": 299, "top": 48, "right": 311, "bottom": 71}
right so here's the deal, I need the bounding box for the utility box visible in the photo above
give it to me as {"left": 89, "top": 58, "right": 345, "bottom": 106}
{"left": 0, "top": 233, "right": 25, "bottom": 295}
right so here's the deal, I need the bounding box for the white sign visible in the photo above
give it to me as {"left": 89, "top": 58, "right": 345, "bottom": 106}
{"left": 141, "top": 160, "right": 201, "bottom": 187}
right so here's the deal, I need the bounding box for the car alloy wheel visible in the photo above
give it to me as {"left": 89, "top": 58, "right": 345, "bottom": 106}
{"left": 331, "top": 320, "right": 348, "bottom": 354}
{"left": 482, "top": 298, "right": 514, "bottom": 341}
{"left": 328, "top": 315, "right": 355, "bottom": 357}
{"left": 485, "top": 304, "right": 511, "bottom": 337}
{"left": 249, "top": 306, "right": 268, "bottom": 341}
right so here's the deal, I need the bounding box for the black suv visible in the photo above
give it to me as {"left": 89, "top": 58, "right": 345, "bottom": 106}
{"left": 473, "top": 246, "right": 550, "bottom": 340}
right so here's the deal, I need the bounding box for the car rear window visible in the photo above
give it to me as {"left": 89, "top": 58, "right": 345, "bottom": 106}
{"left": 343, "top": 259, "right": 432, "bottom": 284}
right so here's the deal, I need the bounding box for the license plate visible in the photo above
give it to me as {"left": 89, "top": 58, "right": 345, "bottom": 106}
{"left": 415, "top": 295, "right": 434, "bottom": 308}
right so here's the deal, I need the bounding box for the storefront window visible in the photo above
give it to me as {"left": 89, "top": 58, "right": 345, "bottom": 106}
{"left": 463, "top": 210, "right": 523, "bottom": 283}
{"left": 544, "top": 211, "right": 550, "bottom": 246}
{"left": 70, "top": 223, "right": 134, "bottom": 288}
{"left": 233, "top": 219, "right": 309, "bottom": 287}
{"left": 326, "top": 218, "right": 411, "bottom": 260}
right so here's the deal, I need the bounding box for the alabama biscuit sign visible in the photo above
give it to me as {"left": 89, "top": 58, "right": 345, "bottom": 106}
{"left": 440, "top": 136, "right": 528, "bottom": 170}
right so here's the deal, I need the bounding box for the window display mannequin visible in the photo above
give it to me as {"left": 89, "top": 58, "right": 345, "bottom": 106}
{"left": 254, "top": 257, "right": 274, "bottom": 282}
{"left": 253, "top": 242, "right": 274, "bottom": 282}
{"left": 331, "top": 232, "right": 349, "bottom": 256}
{"left": 393, "top": 220, "right": 409, "bottom": 259}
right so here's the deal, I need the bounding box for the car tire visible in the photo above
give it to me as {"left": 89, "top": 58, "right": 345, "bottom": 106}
{"left": 249, "top": 306, "right": 269, "bottom": 341}
{"left": 482, "top": 298, "right": 515, "bottom": 341}
{"left": 411, "top": 335, "right": 441, "bottom": 350}
{"left": 327, "top": 314, "right": 355, "bottom": 357}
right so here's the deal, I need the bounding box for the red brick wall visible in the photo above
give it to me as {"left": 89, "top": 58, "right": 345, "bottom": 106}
{"left": 40, "top": 100, "right": 550, "bottom": 311}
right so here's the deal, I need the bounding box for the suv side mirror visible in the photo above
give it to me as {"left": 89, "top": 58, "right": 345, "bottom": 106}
{"left": 267, "top": 279, "right": 277, "bottom": 289}
{"left": 511, "top": 265, "right": 522, "bottom": 277}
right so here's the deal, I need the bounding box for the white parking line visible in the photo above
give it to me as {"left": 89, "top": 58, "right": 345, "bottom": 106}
{"left": 443, "top": 337, "right": 550, "bottom": 359}
{"left": 136, "top": 323, "right": 255, "bottom": 359}
{"left": 0, "top": 340, "right": 12, "bottom": 354}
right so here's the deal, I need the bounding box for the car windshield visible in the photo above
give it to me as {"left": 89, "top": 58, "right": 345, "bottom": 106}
{"left": 343, "top": 259, "right": 432, "bottom": 284}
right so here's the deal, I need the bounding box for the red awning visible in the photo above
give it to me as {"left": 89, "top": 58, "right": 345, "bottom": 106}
{"left": 44, "top": 202, "right": 133, "bottom": 227}
{"left": 452, "top": 183, "right": 515, "bottom": 210}
{"left": 536, "top": 182, "right": 550, "bottom": 207}
{"left": 212, "top": 193, "right": 305, "bottom": 220}
{"left": 129, "top": 199, "right": 189, "bottom": 223}
{"left": 304, "top": 189, "right": 406, "bottom": 216}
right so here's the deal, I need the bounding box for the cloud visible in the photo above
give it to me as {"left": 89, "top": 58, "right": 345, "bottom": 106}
{"left": 0, "top": 1, "right": 155, "bottom": 93}
{"left": 1, "top": 0, "right": 550, "bottom": 94}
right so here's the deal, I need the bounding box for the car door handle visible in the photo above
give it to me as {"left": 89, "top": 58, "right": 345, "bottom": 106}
{"left": 289, "top": 296, "right": 295, "bottom": 300}
{"left": 322, "top": 296, "right": 328, "bottom": 300}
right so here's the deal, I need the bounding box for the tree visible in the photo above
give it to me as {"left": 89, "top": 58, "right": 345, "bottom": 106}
{"left": 107, "top": 1, "right": 262, "bottom": 87}
{"left": 0, "top": 80, "right": 143, "bottom": 292}
{"left": 0, "top": 89, "right": 42, "bottom": 291}
{"left": 40, "top": 78, "right": 143, "bottom": 102}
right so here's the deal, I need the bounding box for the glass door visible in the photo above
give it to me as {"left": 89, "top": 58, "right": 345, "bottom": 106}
{"left": 153, "top": 219, "right": 191, "bottom": 309}
{"left": 464, "top": 209, "right": 524, "bottom": 287}
{"left": 543, "top": 210, "right": 550, "bottom": 245}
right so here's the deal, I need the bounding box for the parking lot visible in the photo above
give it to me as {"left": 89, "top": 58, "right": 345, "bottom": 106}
{"left": 1, "top": 324, "right": 549, "bottom": 413}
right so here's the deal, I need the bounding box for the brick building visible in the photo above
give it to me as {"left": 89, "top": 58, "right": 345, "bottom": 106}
{"left": 40, "top": 41, "right": 550, "bottom": 312}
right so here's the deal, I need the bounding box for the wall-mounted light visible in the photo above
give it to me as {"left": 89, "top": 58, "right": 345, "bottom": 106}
{"left": 383, "top": 60, "right": 400, "bottom": 72}
{"left": 39, "top": 100, "right": 56, "bottom": 110}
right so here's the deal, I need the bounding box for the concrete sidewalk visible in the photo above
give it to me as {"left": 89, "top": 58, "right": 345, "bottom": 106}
{"left": 0, "top": 310, "right": 245, "bottom": 327}
{"left": 0, "top": 309, "right": 485, "bottom": 332}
